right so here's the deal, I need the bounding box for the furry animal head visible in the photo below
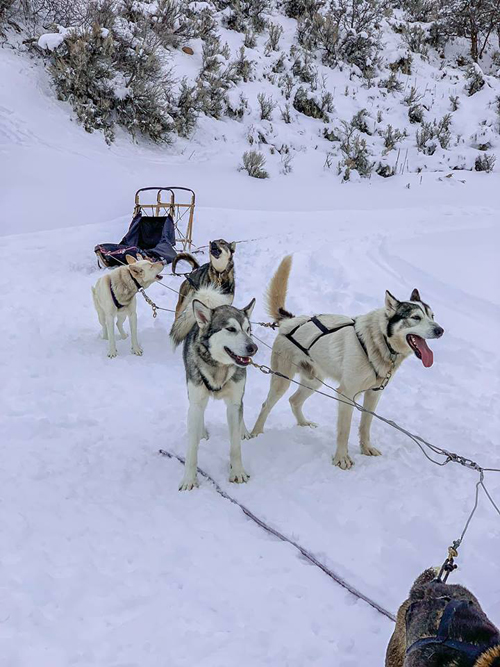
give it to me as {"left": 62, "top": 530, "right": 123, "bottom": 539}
{"left": 125, "top": 256, "right": 164, "bottom": 288}
{"left": 193, "top": 298, "right": 257, "bottom": 367}
{"left": 384, "top": 288, "right": 444, "bottom": 367}
{"left": 209, "top": 239, "right": 236, "bottom": 272}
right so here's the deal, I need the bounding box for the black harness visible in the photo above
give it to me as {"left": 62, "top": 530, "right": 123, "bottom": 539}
{"left": 406, "top": 599, "right": 489, "bottom": 662}
{"left": 109, "top": 271, "right": 142, "bottom": 309}
{"left": 285, "top": 316, "right": 398, "bottom": 387}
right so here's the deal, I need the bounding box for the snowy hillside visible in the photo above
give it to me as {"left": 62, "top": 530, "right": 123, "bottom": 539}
{"left": 1, "top": 7, "right": 500, "bottom": 667}
{"left": 2, "top": 0, "right": 500, "bottom": 182}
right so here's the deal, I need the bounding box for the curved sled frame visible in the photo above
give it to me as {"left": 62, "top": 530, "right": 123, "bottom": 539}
{"left": 134, "top": 187, "right": 196, "bottom": 251}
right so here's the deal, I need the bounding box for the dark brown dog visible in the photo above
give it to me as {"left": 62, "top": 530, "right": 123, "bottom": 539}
{"left": 386, "top": 568, "right": 500, "bottom": 667}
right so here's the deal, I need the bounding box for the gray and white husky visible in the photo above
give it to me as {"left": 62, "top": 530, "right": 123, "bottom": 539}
{"left": 170, "top": 287, "right": 258, "bottom": 491}
{"left": 252, "top": 256, "right": 444, "bottom": 469}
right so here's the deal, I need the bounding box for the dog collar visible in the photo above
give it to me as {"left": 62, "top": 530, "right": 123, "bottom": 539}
{"left": 109, "top": 269, "right": 143, "bottom": 309}
{"left": 384, "top": 336, "right": 399, "bottom": 358}
{"left": 109, "top": 284, "right": 125, "bottom": 309}
{"left": 128, "top": 271, "right": 143, "bottom": 291}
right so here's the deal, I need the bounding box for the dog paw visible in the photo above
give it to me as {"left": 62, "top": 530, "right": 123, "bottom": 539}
{"left": 361, "top": 445, "right": 382, "bottom": 457}
{"left": 332, "top": 454, "right": 354, "bottom": 470}
{"left": 132, "top": 346, "right": 143, "bottom": 356}
{"left": 241, "top": 425, "right": 253, "bottom": 440}
{"left": 229, "top": 468, "right": 250, "bottom": 484}
{"left": 201, "top": 427, "right": 210, "bottom": 441}
{"left": 108, "top": 349, "right": 118, "bottom": 358}
{"left": 297, "top": 420, "right": 318, "bottom": 429}
{"left": 250, "top": 427, "right": 263, "bottom": 438}
{"left": 179, "top": 476, "right": 199, "bottom": 491}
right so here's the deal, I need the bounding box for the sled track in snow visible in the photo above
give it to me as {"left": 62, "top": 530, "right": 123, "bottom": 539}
{"left": 158, "top": 448, "right": 397, "bottom": 623}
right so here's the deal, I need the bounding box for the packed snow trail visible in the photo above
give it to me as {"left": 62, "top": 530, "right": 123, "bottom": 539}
{"left": 2, "top": 201, "right": 499, "bottom": 666}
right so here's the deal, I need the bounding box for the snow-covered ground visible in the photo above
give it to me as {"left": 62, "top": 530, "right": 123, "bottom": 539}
{"left": 1, "top": 49, "right": 500, "bottom": 666}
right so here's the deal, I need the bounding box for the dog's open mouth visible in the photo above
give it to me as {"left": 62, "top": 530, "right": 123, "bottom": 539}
{"left": 407, "top": 334, "right": 433, "bottom": 368}
{"left": 224, "top": 347, "right": 251, "bottom": 367}
{"left": 210, "top": 245, "right": 221, "bottom": 258}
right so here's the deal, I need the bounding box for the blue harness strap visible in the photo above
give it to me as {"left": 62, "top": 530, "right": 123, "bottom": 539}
{"left": 406, "top": 599, "right": 486, "bottom": 662}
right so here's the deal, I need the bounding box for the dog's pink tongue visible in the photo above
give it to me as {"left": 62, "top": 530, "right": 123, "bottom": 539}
{"left": 415, "top": 337, "right": 434, "bottom": 368}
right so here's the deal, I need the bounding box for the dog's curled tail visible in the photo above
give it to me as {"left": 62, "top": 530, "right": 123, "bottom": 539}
{"left": 266, "top": 255, "right": 294, "bottom": 322}
{"left": 171, "top": 252, "right": 200, "bottom": 275}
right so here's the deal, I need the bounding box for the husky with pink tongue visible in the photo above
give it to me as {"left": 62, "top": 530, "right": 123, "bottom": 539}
{"left": 251, "top": 256, "right": 444, "bottom": 470}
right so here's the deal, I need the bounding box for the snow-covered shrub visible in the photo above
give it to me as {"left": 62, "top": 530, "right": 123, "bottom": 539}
{"left": 243, "top": 27, "right": 257, "bottom": 47}
{"left": 291, "top": 49, "right": 318, "bottom": 85}
{"left": 241, "top": 150, "right": 269, "bottom": 178}
{"left": 465, "top": 65, "right": 485, "bottom": 96}
{"left": 389, "top": 52, "right": 413, "bottom": 74}
{"left": 404, "top": 85, "right": 423, "bottom": 107}
{"left": 475, "top": 154, "right": 496, "bottom": 172}
{"left": 449, "top": 95, "right": 460, "bottom": 111}
{"left": 173, "top": 79, "right": 198, "bottom": 137}
{"left": 351, "top": 109, "right": 371, "bottom": 134}
{"left": 233, "top": 46, "right": 254, "bottom": 82}
{"left": 402, "top": 24, "right": 428, "bottom": 56}
{"left": 258, "top": 93, "right": 276, "bottom": 120}
{"left": 227, "top": 92, "right": 249, "bottom": 119}
{"left": 284, "top": 0, "right": 319, "bottom": 20}
{"left": 196, "top": 35, "right": 236, "bottom": 118}
{"left": 144, "top": 0, "right": 194, "bottom": 50}
{"left": 376, "top": 161, "right": 395, "bottom": 177}
{"left": 380, "top": 71, "right": 403, "bottom": 92}
{"left": 382, "top": 124, "right": 406, "bottom": 150}
{"left": 225, "top": 0, "right": 267, "bottom": 34}
{"left": 0, "top": 0, "right": 14, "bottom": 33}
{"left": 336, "top": 121, "right": 374, "bottom": 180}
{"left": 437, "top": 0, "right": 500, "bottom": 62}
{"left": 297, "top": 0, "right": 384, "bottom": 76}
{"left": 49, "top": 23, "right": 174, "bottom": 145}
{"left": 398, "top": 0, "right": 436, "bottom": 22}
{"left": 265, "top": 22, "right": 283, "bottom": 53}
{"left": 408, "top": 103, "right": 424, "bottom": 123}
{"left": 292, "top": 86, "right": 332, "bottom": 121}
{"left": 279, "top": 145, "right": 294, "bottom": 174}
{"left": 416, "top": 114, "right": 452, "bottom": 154}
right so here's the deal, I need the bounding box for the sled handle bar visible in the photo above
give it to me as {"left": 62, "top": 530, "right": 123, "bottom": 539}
{"left": 134, "top": 187, "right": 196, "bottom": 207}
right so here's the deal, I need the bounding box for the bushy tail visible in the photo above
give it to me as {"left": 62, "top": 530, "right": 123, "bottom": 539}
{"left": 171, "top": 252, "right": 200, "bottom": 275}
{"left": 169, "top": 286, "right": 233, "bottom": 349}
{"left": 266, "top": 255, "right": 294, "bottom": 321}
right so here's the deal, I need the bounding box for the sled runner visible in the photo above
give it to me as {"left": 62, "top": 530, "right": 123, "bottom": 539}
{"left": 95, "top": 187, "right": 196, "bottom": 268}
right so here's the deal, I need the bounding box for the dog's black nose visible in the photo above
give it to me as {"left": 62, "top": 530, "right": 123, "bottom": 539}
{"left": 434, "top": 326, "right": 444, "bottom": 338}
{"left": 247, "top": 343, "right": 258, "bottom": 356}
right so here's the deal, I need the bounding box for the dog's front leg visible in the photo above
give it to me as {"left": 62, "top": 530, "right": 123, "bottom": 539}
{"left": 226, "top": 399, "right": 249, "bottom": 483}
{"left": 129, "top": 308, "right": 143, "bottom": 356}
{"left": 106, "top": 315, "right": 118, "bottom": 358}
{"left": 179, "top": 387, "right": 208, "bottom": 491}
{"left": 333, "top": 391, "right": 355, "bottom": 470}
{"left": 359, "top": 389, "right": 383, "bottom": 457}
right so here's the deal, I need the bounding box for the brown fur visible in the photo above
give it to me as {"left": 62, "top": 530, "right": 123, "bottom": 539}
{"left": 386, "top": 569, "right": 500, "bottom": 667}
{"left": 265, "top": 254, "right": 293, "bottom": 321}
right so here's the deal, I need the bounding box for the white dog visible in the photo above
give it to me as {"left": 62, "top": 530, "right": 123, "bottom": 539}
{"left": 91, "top": 257, "right": 164, "bottom": 358}
{"left": 252, "top": 256, "right": 444, "bottom": 469}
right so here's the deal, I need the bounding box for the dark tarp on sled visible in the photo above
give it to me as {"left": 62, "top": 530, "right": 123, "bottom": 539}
{"left": 95, "top": 211, "right": 176, "bottom": 267}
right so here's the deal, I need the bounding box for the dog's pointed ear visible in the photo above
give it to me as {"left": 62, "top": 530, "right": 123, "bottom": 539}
{"left": 192, "top": 299, "right": 212, "bottom": 328}
{"left": 129, "top": 263, "right": 144, "bottom": 276}
{"left": 229, "top": 242, "right": 237, "bottom": 253}
{"left": 385, "top": 290, "right": 400, "bottom": 315}
{"left": 410, "top": 288, "right": 421, "bottom": 302}
{"left": 125, "top": 255, "right": 137, "bottom": 264}
{"left": 242, "top": 298, "right": 256, "bottom": 319}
